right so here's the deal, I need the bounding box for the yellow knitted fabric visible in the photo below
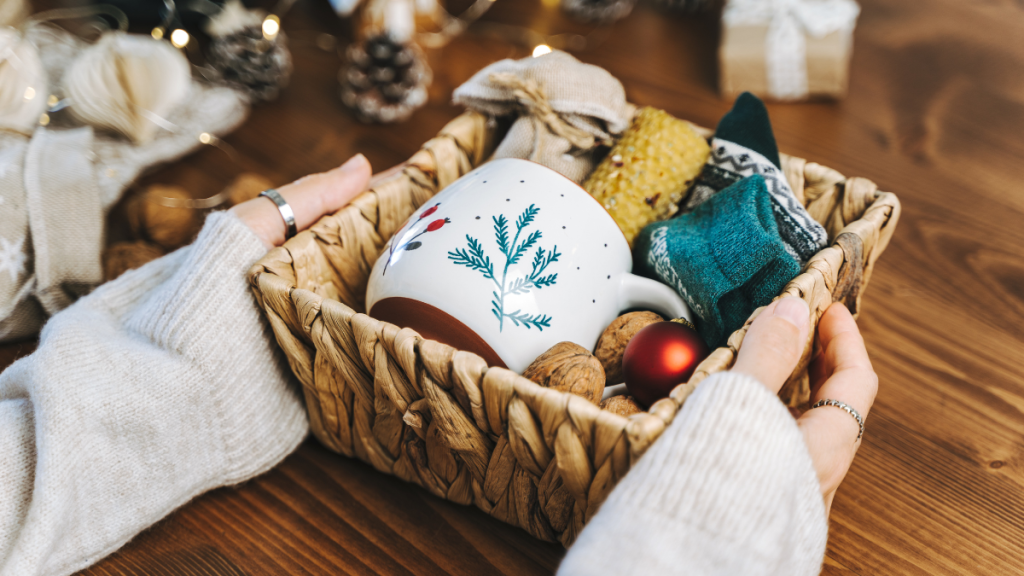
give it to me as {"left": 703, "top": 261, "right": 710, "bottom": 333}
{"left": 584, "top": 107, "right": 710, "bottom": 247}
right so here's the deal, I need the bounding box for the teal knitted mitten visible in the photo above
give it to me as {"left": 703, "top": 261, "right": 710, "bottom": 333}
{"left": 681, "top": 92, "right": 828, "bottom": 265}
{"left": 635, "top": 174, "right": 802, "bottom": 349}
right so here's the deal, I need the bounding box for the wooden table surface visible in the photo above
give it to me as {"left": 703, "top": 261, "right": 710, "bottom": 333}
{"left": 2, "top": 0, "right": 1023, "bottom": 573}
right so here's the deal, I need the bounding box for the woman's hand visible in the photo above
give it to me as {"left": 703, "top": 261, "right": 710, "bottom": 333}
{"left": 230, "top": 154, "right": 373, "bottom": 248}
{"left": 731, "top": 297, "right": 879, "bottom": 515}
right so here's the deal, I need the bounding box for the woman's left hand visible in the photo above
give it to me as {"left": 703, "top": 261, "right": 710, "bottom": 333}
{"left": 731, "top": 297, "right": 879, "bottom": 515}
{"left": 230, "top": 154, "right": 373, "bottom": 249}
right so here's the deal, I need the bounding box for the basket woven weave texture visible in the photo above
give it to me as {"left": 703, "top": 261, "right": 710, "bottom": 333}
{"left": 248, "top": 110, "right": 900, "bottom": 546}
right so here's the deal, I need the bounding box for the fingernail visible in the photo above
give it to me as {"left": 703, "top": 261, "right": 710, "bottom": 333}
{"left": 773, "top": 297, "right": 810, "bottom": 329}
{"left": 339, "top": 153, "right": 367, "bottom": 172}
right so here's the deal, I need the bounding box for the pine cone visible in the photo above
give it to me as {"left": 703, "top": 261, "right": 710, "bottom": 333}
{"left": 340, "top": 35, "right": 431, "bottom": 123}
{"left": 207, "top": 26, "right": 292, "bottom": 102}
{"left": 653, "top": 0, "right": 716, "bottom": 13}
{"left": 561, "top": 0, "right": 637, "bottom": 22}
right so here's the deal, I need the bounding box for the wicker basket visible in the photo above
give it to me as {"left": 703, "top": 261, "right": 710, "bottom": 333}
{"left": 247, "top": 110, "right": 901, "bottom": 546}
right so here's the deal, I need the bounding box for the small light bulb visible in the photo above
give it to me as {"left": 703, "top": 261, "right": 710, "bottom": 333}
{"left": 532, "top": 44, "right": 552, "bottom": 58}
{"left": 47, "top": 94, "right": 59, "bottom": 107}
{"left": 170, "top": 29, "right": 190, "bottom": 49}
{"left": 262, "top": 15, "right": 280, "bottom": 39}
{"left": 24, "top": 87, "right": 36, "bottom": 100}
{"left": 198, "top": 132, "right": 212, "bottom": 144}
{"left": 39, "top": 113, "right": 50, "bottom": 126}
{"left": 151, "top": 26, "right": 165, "bottom": 40}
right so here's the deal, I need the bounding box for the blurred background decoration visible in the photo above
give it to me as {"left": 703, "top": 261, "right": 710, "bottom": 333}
{"left": 0, "top": 0, "right": 728, "bottom": 333}
{"left": 3, "top": 0, "right": 723, "bottom": 127}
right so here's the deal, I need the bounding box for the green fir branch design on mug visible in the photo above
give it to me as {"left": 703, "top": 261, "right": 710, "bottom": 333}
{"left": 448, "top": 204, "right": 561, "bottom": 331}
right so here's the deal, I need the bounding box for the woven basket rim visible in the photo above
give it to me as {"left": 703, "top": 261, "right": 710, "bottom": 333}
{"left": 248, "top": 107, "right": 901, "bottom": 421}
{"left": 247, "top": 108, "right": 901, "bottom": 544}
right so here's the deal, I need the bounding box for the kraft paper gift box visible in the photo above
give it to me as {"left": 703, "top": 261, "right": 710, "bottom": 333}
{"left": 719, "top": 0, "right": 860, "bottom": 101}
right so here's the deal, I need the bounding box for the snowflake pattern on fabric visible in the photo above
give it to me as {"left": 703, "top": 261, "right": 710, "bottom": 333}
{"left": 683, "top": 138, "right": 828, "bottom": 263}
{"left": 0, "top": 236, "right": 27, "bottom": 283}
{"left": 645, "top": 226, "right": 705, "bottom": 320}
{"left": 0, "top": 147, "right": 18, "bottom": 185}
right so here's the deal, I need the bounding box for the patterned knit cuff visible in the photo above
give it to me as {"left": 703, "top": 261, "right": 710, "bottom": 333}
{"left": 686, "top": 139, "right": 828, "bottom": 264}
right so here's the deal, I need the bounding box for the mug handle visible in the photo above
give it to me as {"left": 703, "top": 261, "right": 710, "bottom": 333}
{"left": 616, "top": 273, "right": 693, "bottom": 322}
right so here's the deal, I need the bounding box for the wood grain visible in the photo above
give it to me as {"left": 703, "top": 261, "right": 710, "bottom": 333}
{"left": 1, "top": 0, "right": 1021, "bottom": 573}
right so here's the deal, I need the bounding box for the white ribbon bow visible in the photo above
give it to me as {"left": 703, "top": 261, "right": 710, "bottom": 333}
{"left": 723, "top": 0, "right": 860, "bottom": 100}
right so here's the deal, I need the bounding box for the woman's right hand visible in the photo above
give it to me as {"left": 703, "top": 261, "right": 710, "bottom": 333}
{"left": 730, "top": 297, "right": 879, "bottom": 515}
{"left": 230, "top": 154, "right": 373, "bottom": 249}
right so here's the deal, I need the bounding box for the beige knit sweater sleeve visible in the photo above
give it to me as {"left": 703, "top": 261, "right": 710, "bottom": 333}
{"left": 0, "top": 211, "right": 828, "bottom": 576}
{"left": 559, "top": 371, "right": 829, "bottom": 575}
{"left": 0, "top": 212, "right": 309, "bottom": 576}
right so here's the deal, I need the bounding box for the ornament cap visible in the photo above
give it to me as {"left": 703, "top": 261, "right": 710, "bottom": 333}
{"left": 669, "top": 317, "right": 697, "bottom": 331}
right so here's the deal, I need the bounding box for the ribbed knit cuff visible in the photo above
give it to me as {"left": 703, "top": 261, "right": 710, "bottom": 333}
{"left": 560, "top": 372, "right": 828, "bottom": 575}
{"left": 124, "top": 211, "right": 266, "bottom": 350}
{"left": 123, "top": 211, "right": 308, "bottom": 484}
{"left": 611, "top": 371, "right": 824, "bottom": 527}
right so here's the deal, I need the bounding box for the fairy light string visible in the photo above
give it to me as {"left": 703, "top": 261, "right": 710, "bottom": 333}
{"left": 3, "top": 3, "right": 251, "bottom": 211}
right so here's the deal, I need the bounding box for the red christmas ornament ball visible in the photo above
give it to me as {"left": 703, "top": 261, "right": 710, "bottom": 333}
{"left": 623, "top": 320, "right": 710, "bottom": 408}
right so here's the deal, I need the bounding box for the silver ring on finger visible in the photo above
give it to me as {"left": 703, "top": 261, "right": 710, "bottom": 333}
{"left": 810, "top": 398, "right": 864, "bottom": 441}
{"left": 260, "top": 188, "right": 297, "bottom": 239}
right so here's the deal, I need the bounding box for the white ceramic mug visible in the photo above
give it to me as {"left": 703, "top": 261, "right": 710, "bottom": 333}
{"left": 366, "top": 158, "right": 690, "bottom": 373}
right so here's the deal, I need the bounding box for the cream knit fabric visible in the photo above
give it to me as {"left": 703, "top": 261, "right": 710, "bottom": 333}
{"left": 0, "top": 212, "right": 307, "bottom": 576}
{"left": 0, "top": 24, "right": 248, "bottom": 343}
{"left": 560, "top": 372, "right": 828, "bottom": 575}
{"left": 0, "top": 211, "right": 828, "bottom": 575}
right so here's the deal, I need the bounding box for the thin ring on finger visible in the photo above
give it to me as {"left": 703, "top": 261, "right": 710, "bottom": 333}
{"left": 259, "top": 188, "right": 297, "bottom": 240}
{"left": 810, "top": 398, "right": 864, "bottom": 441}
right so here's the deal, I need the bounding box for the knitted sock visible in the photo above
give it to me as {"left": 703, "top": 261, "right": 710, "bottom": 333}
{"left": 714, "top": 92, "right": 781, "bottom": 169}
{"left": 681, "top": 92, "right": 827, "bottom": 264}
{"left": 634, "top": 175, "right": 802, "bottom": 349}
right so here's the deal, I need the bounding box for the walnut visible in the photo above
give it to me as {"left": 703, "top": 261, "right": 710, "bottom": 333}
{"left": 102, "top": 241, "right": 165, "bottom": 281}
{"left": 594, "top": 311, "right": 664, "bottom": 383}
{"left": 126, "top": 185, "right": 199, "bottom": 250}
{"left": 600, "top": 395, "right": 644, "bottom": 417}
{"left": 523, "top": 342, "right": 606, "bottom": 404}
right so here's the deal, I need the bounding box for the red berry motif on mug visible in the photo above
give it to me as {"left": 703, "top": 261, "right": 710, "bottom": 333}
{"left": 383, "top": 204, "right": 449, "bottom": 275}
